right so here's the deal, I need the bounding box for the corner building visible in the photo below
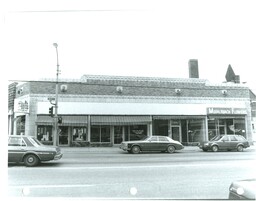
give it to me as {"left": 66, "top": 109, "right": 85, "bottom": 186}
{"left": 12, "top": 75, "right": 255, "bottom": 146}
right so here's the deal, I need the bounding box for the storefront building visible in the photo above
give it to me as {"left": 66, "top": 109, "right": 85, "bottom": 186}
{"left": 11, "top": 75, "right": 255, "bottom": 146}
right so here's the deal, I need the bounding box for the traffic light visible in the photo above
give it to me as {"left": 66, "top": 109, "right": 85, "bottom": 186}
{"left": 58, "top": 117, "right": 62, "bottom": 124}
{"left": 49, "top": 106, "right": 54, "bottom": 117}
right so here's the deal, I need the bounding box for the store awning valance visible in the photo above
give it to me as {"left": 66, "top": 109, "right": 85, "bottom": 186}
{"left": 36, "top": 116, "right": 54, "bottom": 125}
{"left": 90, "top": 115, "right": 151, "bottom": 125}
{"left": 61, "top": 116, "right": 88, "bottom": 126}
{"left": 207, "top": 115, "right": 246, "bottom": 120}
{"left": 153, "top": 115, "right": 206, "bottom": 120}
{"left": 36, "top": 115, "right": 88, "bottom": 126}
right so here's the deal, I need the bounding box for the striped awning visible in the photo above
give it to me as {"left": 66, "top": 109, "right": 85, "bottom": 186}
{"left": 36, "top": 116, "right": 54, "bottom": 125}
{"left": 36, "top": 115, "right": 88, "bottom": 126}
{"left": 90, "top": 115, "right": 151, "bottom": 125}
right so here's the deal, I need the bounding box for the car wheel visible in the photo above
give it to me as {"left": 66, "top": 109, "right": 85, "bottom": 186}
{"left": 237, "top": 145, "right": 244, "bottom": 152}
{"left": 127, "top": 150, "right": 132, "bottom": 153}
{"left": 131, "top": 145, "right": 140, "bottom": 154}
{"left": 167, "top": 145, "right": 176, "bottom": 153}
{"left": 24, "top": 154, "right": 39, "bottom": 167}
{"left": 212, "top": 145, "right": 219, "bottom": 152}
{"left": 202, "top": 148, "right": 208, "bottom": 152}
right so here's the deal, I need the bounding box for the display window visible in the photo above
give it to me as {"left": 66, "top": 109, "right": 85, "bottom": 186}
{"left": 187, "top": 119, "right": 205, "bottom": 142}
{"left": 16, "top": 115, "right": 26, "bottom": 135}
{"left": 72, "top": 127, "right": 87, "bottom": 141}
{"left": 153, "top": 120, "right": 168, "bottom": 136}
{"left": 207, "top": 118, "right": 246, "bottom": 140}
{"left": 37, "top": 125, "right": 53, "bottom": 144}
{"left": 91, "top": 126, "right": 110, "bottom": 143}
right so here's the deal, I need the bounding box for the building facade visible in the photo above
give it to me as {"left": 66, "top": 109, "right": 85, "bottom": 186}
{"left": 10, "top": 75, "right": 255, "bottom": 146}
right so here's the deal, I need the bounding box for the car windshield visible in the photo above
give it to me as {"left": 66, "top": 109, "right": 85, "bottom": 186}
{"left": 210, "top": 135, "right": 223, "bottom": 141}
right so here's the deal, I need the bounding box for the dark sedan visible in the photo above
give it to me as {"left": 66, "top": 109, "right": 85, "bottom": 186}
{"left": 120, "top": 135, "right": 184, "bottom": 154}
{"left": 229, "top": 179, "right": 256, "bottom": 200}
{"left": 8, "top": 135, "right": 63, "bottom": 167}
{"left": 199, "top": 134, "right": 250, "bottom": 152}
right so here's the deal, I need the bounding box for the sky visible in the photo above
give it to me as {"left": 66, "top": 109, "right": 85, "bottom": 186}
{"left": 3, "top": 0, "right": 256, "bottom": 93}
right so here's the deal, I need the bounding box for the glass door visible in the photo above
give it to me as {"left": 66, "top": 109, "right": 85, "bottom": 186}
{"left": 59, "top": 126, "right": 69, "bottom": 146}
{"left": 171, "top": 126, "right": 181, "bottom": 142}
{"left": 114, "top": 126, "right": 123, "bottom": 144}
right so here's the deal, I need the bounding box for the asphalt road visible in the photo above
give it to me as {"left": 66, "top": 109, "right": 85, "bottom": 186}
{"left": 8, "top": 147, "right": 256, "bottom": 199}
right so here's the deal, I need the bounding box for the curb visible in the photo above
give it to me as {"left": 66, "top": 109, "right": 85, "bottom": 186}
{"left": 60, "top": 146, "right": 201, "bottom": 153}
{"left": 60, "top": 145, "right": 256, "bottom": 153}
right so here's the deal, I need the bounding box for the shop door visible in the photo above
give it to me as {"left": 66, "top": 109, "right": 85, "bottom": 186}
{"left": 114, "top": 126, "right": 123, "bottom": 144}
{"left": 171, "top": 127, "right": 181, "bottom": 142}
{"left": 59, "top": 126, "right": 69, "bottom": 146}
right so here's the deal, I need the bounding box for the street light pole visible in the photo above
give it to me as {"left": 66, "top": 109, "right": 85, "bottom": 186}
{"left": 53, "top": 43, "right": 60, "bottom": 146}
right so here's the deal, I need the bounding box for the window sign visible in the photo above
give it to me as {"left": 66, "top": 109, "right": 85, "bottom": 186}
{"left": 14, "top": 100, "right": 29, "bottom": 113}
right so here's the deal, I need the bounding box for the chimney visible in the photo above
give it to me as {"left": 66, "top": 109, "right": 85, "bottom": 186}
{"left": 188, "top": 59, "right": 199, "bottom": 78}
{"left": 225, "top": 64, "right": 240, "bottom": 83}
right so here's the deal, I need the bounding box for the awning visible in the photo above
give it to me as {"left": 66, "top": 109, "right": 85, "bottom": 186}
{"left": 36, "top": 116, "right": 54, "bottom": 125}
{"left": 60, "top": 116, "right": 88, "bottom": 126}
{"left": 207, "top": 115, "right": 246, "bottom": 120}
{"left": 153, "top": 115, "right": 206, "bottom": 120}
{"left": 90, "top": 115, "right": 151, "bottom": 125}
{"left": 36, "top": 115, "right": 88, "bottom": 126}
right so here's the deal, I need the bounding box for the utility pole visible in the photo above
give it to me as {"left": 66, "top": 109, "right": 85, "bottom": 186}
{"left": 53, "top": 43, "right": 60, "bottom": 146}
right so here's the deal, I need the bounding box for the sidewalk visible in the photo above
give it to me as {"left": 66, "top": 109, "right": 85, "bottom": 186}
{"left": 60, "top": 145, "right": 256, "bottom": 153}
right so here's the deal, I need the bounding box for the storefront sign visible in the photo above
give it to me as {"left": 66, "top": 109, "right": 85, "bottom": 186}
{"left": 207, "top": 107, "right": 247, "bottom": 115}
{"left": 14, "top": 100, "right": 29, "bottom": 113}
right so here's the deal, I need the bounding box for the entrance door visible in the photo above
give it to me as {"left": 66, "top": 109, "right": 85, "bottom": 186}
{"left": 114, "top": 126, "right": 123, "bottom": 144}
{"left": 171, "top": 126, "right": 181, "bottom": 142}
{"left": 59, "top": 126, "right": 69, "bottom": 146}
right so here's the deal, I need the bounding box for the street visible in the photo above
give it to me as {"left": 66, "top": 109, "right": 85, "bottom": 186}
{"left": 8, "top": 147, "right": 256, "bottom": 199}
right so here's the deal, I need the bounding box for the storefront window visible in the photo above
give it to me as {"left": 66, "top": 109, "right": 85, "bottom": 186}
{"left": 16, "top": 115, "right": 25, "bottom": 135}
{"left": 101, "top": 126, "right": 110, "bottom": 142}
{"left": 37, "top": 125, "right": 53, "bottom": 143}
{"left": 208, "top": 119, "right": 218, "bottom": 140}
{"left": 153, "top": 120, "right": 168, "bottom": 136}
{"left": 187, "top": 119, "right": 205, "bottom": 142}
{"left": 207, "top": 118, "right": 246, "bottom": 139}
{"left": 91, "top": 126, "right": 110, "bottom": 142}
{"left": 72, "top": 127, "right": 87, "bottom": 141}
{"left": 129, "top": 125, "right": 147, "bottom": 141}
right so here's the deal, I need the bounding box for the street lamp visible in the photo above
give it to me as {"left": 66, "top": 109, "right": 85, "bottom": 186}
{"left": 53, "top": 43, "right": 60, "bottom": 146}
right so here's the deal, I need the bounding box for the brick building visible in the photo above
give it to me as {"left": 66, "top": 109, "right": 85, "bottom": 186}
{"left": 10, "top": 74, "right": 255, "bottom": 146}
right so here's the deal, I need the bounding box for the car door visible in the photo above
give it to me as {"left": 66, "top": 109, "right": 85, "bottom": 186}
{"left": 229, "top": 135, "right": 239, "bottom": 149}
{"left": 8, "top": 137, "right": 27, "bottom": 162}
{"left": 218, "top": 135, "right": 230, "bottom": 150}
{"left": 143, "top": 136, "right": 158, "bottom": 151}
{"left": 158, "top": 136, "right": 170, "bottom": 151}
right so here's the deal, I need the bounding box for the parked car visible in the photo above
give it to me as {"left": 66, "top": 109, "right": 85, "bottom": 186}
{"left": 229, "top": 179, "right": 256, "bottom": 200}
{"left": 199, "top": 134, "right": 250, "bottom": 152}
{"left": 120, "top": 135, "right": 184, "bottom": 154}
{"left": 8, "top": 135, "right": 63, "bottom": 167}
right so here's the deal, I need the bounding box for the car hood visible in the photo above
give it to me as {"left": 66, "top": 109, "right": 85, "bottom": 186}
{"left": 230, "top": 179, "right": 256, "bottom": 199}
